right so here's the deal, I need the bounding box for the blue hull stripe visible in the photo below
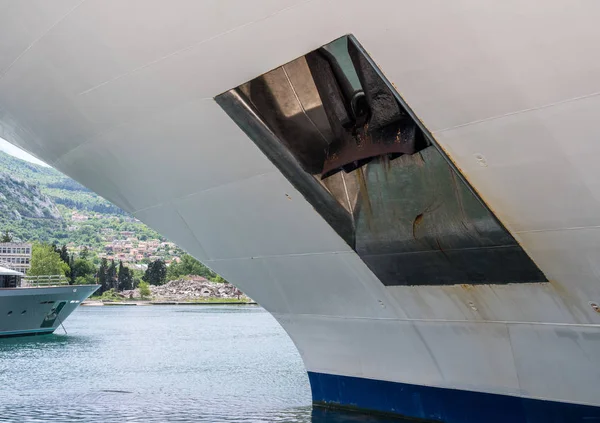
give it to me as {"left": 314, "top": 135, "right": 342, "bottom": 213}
{"left": 308, "top": 372, "right": 600, "bottom": 423}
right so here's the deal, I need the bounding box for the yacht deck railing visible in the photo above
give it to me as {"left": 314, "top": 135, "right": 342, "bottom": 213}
{"left": 21, "top": 275, "right": 70, "bottom": 287}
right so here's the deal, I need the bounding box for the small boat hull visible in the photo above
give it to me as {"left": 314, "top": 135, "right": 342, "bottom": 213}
{"left": 0, "top": 285, "right": 100, "bottom": 337}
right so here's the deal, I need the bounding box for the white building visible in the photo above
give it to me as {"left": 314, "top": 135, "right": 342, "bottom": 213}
{"left": 0, "top": 243, "right": 32, "bottom": 274}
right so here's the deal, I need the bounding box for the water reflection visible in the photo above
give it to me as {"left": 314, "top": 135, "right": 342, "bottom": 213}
{"left": 0, "top": 333, "right": 90, "bottom": 349}
{"left": 0, "top": 306, "right": 411, "bottom": 423}
{"left": 0, "top": 406, "right": 413, "bottom": 423}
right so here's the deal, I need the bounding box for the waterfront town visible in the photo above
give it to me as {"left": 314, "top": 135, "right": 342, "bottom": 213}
{"left": 69, "top": 211, "right": 184, "bottom": 270}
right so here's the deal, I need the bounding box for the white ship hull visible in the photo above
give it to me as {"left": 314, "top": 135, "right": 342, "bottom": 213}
{"left": 1, "top": 1, "right": 600, "bottom": 421}
{"left": 0, "top": 285, "right": 99, "bottom": 337}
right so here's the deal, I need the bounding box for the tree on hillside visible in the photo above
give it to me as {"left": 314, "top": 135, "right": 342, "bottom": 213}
{"left": 166, "top": 254, "right": 218, "bottom": 280}
{"left": 131, "top": 268, "right": 144, "bottom": 288}
{"left": 98, "top": 258, "right": 108, "bottom": 294}
{"left": 68, "top": 254, "right": 74, "bottom": 283}
{"left": 213, "top": 275, "right": 227, "bottom": 283}
{"left": 1, "top": 230, "right": 12, "bottom": 242}
{"left": 71, "top": 257, "right": 96, "bottom": 285}
{"left": 50, "top": 243, "right": 68, "bottom": 263}
{"left": 138, "top": 281, "right": 151, "bottom": 300}
{"left": 107, "top": 260, "right": 117, "bottom": 291}
{"left": 48, "top": 244, "right": 71, "bottom": 280}
{"left": 117, "top": 261, "right": 133, "bottom": 291}
{"left": 143, "top": 259, "right": 167, "bottom": 286}
{"left": 80, "top": 246, "right": 90, "bottom": 260}
{"left": 59, "top": 245, "right": 69, "bottom": 265}
{"left": 28, "top": 243, "right": 70, "bottom": 277}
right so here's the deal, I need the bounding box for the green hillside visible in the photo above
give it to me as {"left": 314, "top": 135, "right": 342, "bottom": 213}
{"left": 0, "top": 151, "right": 124, "bottom": 215}
{"left": 0, "top": 150, "right": 59, "bottom": 184}
{"left": 0, "top": 151, "right": 182, "bottom": 264}
{"left": 0, "top": 171, "right": 65, "bottom": 244}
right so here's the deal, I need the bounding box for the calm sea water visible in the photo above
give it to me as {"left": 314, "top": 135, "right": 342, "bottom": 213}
{"left": 0, "top": 305, "right": 405, "bottom": 423}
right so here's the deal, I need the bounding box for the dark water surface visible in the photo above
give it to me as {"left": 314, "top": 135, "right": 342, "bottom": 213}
{"left": 0, "top": 305, "right": 404, "bottom": 423}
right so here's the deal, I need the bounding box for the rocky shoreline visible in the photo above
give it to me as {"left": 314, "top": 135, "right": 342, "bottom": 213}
{"left": 82, "top": 300, "right": 256, "bottom": 306}
{"left": 86, "top": 277, "right": 254, "bottom": 304}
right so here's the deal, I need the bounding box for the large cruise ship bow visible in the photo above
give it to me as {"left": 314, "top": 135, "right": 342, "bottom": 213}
{"left": 1, "top": 2, "right": 599, "bottom": 421}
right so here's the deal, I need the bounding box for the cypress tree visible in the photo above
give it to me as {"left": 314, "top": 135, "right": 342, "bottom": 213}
{"left": 107, "top": 260, "right": 117, "bottom": 291}
{"left": 69, "top": 253, "right": 75, "bottom": 284}
{"left": 98, "top": 258, "right": 108, "bottom": 294}
{"left": 59, "top": 245, "right": 69, "bottom": 264}
{"left": 144, "top": 259, "right": 167, "bottom": 286}
{"left": 118, "top": 261, "right": 133, "bottom": 291}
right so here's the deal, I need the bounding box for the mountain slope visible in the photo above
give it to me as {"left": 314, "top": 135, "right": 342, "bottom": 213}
{"left": 0, "top": 150, "right": 165, "bottom": 253}
{"left": 0, "top": 167, "right": 66, "bottom": 245}
{"left": 0, "top": 150, "right": 59, "bottom": 184}
{"left": 0, "top": 151, "right": 126, "bottom": 215}
{"left": 0, "top": 173, "right": 61, "bottom": 220}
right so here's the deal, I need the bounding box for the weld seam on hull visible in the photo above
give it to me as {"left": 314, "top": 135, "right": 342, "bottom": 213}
{"left": 273, "top": 312, "right": 600, "bottom": 328}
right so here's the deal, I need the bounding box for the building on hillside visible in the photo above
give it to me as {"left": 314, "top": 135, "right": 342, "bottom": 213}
{"left": 0, "top": 242, "right": 32, "bottom": 274}
{"left": 129, "top": 263, "right": 147, "bottom": 271}
{"left": 71, "top": 212, "right": 88, "bottom": 221}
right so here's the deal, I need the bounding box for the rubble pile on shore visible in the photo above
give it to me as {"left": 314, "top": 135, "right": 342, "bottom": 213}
{"left": 124, "top": 277, "right": 249, "bottom": 301}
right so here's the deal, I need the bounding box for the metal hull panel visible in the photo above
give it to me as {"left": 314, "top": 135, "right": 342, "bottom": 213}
{"left": 276, "top": 314, "right": 600, "bottom": 409}
{"left": 2, "top": 1, "right": 600, "bottom": 419}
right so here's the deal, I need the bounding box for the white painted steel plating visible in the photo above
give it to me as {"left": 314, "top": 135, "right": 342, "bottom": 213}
{"left": 0, "top": 0, "right": 599, "bottom": 408}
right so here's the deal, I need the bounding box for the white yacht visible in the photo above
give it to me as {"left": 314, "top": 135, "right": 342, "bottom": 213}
{"left": 1, "top": 2, "right": 599, "bottom": 421}
{"left": 0, "top": 266, "right": 99, "bottom": 337}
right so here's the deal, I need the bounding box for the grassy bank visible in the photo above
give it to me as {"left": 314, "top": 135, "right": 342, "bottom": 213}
{"left": 84, "top": 297, "right": 256, "bottom": 306}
